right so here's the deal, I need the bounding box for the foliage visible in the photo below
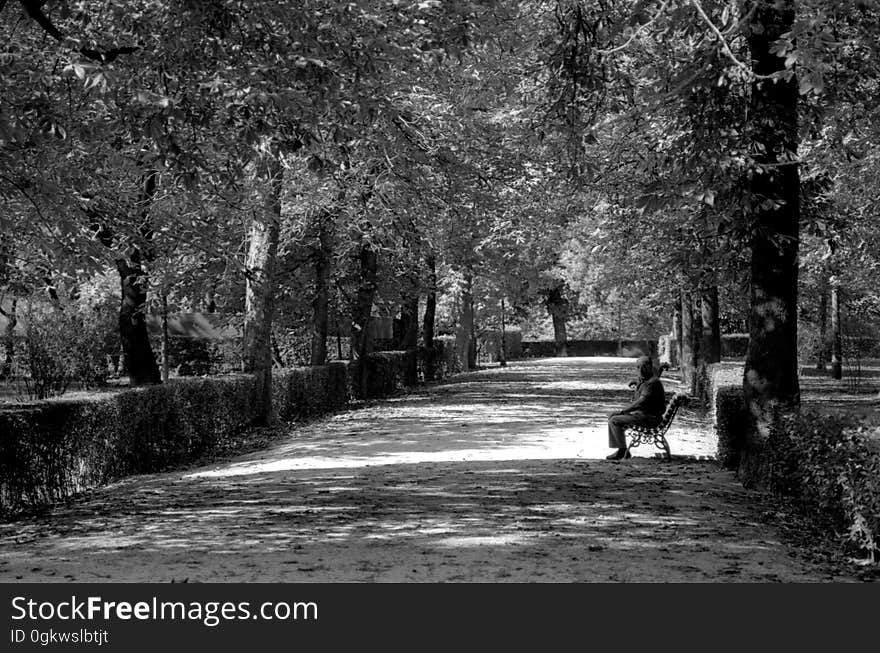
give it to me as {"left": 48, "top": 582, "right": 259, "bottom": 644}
{"left": 21, "top": 300, "right": 114, "bottom": 399}
{"left": 709, "top": 365, "right": 748, "bottom": 470}
{"left": 348, "top": 351, "right": 409, "bottom": 400}
{"left": 768, "top": 411, "right": 880, "bottom": 562}
{"left": 273, "top": 362, "right": 349, "bottom": 422}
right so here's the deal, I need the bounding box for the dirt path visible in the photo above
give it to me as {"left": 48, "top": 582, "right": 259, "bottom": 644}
{"left": 0, "top": 357, "right": 855, "bottom": 582}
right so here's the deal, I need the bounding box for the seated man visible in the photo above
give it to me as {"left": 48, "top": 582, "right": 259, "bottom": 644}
{"left": 606, "top": 356, "right": 666, "bottom": 460}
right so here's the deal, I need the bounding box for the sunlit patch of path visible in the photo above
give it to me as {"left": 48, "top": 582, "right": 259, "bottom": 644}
{"left": 0, "top": 357, "right": 854, "bottom": 582}
{"left": 189, "top": 357, "right": 714, "bottom": 478}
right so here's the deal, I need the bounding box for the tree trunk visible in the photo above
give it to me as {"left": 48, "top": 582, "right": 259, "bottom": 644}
{"left": 831, "top": 285, "right": 842, "bottom": 380}
{"left": 681, "top": 291, "right": 698, "bottom": 395}
{"left": 422, "top": 254, "right": 437, "bottom": 380}
{"left": 1, "top": 297, "right": 17, "bottom": 379}
{"left": 352, "top": 243, "right": 378, "bottom": 395}
{"left": 243, "top": 156, "right": 283, "bottom": 420}
{"left": 309, "top": 215, "right": 332, "bottom": 366}
{"left": 457, "top": 270, "right": 475, "bottom": 371}
{"left": 700, "top": 286, "right": 721, "bottom": 364}
{"left": 671, "top": 302, "right": 682, "bottom": 368}
{"left": 401, "top": 294, "right": 419, "bottom": 385}
{"left": 545, "top": 286, "right": 568, "bottom": 357}
{"left": 816, "top": 277, "right": 828, "bottom": 371}
{"left": 160, "top": 294, "right": 169, "bottom": 383}
{"left": 117, "top": 254, "right": 161, "bottom": 386}
{"left": 741, "top": 0, "right": 800, "bottom": 486}
{"left": 499, "top": 297, "right": 507, "bottom": 367}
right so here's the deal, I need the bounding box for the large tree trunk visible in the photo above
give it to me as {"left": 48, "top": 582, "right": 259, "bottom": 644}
{"left": 545, "top": 285, "right": 568, "bottom": 357}
{"left": 422, "top": 254, "right": 437, "bottom": 380}
{"left": 117, "top": 253, "right": 161, "bottom": 386}
{"left": 681, "top": 291, "right": 698, "bottom": 395}
{"left": 700, "top": 286, "right": 721, "bottom": 364}
{"left": 741, "top": 0, "right": 800, "bottom": 486}
{"left": 309, "top": 214, "right": 332, "bottom": 366}
{"left": 831, "top": 285, "right": 842, "bottom": 380}
{"left": 352, "top": 243, "right": 378, "bottom": 395}
{"left": 116, "top": 171, "right": 161, "bottom": 386}
{"left": 243, "top": 156, "right": 283, "bottom": 419}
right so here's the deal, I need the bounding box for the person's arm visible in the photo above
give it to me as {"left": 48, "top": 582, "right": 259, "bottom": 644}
{"left": 618, "top": 385, "right": 649, "bottom": 414}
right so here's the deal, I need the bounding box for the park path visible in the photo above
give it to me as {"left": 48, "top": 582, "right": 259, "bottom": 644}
{"left": 0, "top": 358, "right": 854, "bottom": 582}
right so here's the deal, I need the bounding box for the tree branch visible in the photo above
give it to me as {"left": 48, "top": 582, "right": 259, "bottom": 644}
{"left": 596, "top": 1, "right": 670, "bottom": 56}
{"left": 687, "top": 0, "right": 776, "bottom": 81}
{"left": 17, "top": 0, "right": 139, "bottom": 63}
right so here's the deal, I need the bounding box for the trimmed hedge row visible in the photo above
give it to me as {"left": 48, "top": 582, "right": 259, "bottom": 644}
{"left": 348, "top": 351, "right": 410, "bottom": 399}
{"left": 521, "top": 339, "right": 657, "bottom": 358}
{"left": 273, "top": 362, "right": 349, "bottom": 421}
{"left": 707, "top": 364, "right": 747, "bottom": 470}
{"left": 0, "top": 374, "right": 266, "bottom": 512}
{"left": 0, "top": 354, "right": 429, "bottom": 514}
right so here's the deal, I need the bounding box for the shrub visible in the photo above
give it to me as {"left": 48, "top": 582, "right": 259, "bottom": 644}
{"left": 21, "top": 302, "right": 113, "bottom": 399}
{"left": 768, "top": 412, "right": 880, "bottom": 562}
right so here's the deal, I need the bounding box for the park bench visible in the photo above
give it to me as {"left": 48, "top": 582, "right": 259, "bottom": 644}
{"left": 624, "top": 392, "right": 688, "bottom": 460}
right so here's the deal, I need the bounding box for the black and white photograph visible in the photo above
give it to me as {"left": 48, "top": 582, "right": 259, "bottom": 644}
{"left": 1, "top": 0, "right": 878, "bottom": 640}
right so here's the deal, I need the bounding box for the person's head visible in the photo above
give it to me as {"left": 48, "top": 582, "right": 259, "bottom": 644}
{"left": 637, "top": 356, "right": 654, "bottom": 380}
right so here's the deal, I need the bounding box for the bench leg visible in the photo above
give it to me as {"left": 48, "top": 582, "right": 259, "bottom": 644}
{"left": 659, "top": 436, "right": 671, "bottom": 460}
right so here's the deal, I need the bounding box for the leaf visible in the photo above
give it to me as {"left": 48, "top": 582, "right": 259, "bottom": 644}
{"left": 701, "top": 190, "right": 716, "bottom": 207}
{"left": 136, "top": 91, "right": 172, "bottom": 108}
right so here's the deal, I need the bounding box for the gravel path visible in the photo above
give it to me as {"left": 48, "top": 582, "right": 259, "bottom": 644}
{"left": 0, "top": 357, "right": 856, "bottom": 582}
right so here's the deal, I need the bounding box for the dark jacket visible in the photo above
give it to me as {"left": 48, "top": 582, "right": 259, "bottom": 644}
{"left": 623, "top": 377, "right": 666, "bottom": 418}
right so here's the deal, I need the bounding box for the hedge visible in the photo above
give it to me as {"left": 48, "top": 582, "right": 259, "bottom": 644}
{"left": 707, "top": 364, "right": 747, "bottom": 470}
{"left": 0, "top": 374, "right": 266, "bottom": 513}
{"left": 521, "top": 339, "right": 657, "bottom": 358}
{"left": 348, "top": 351, "right": 409, "bottom": 399}
{"left": 721, "top": 333, "right": 750, "bottom": 359}
{"left": 768, "top": 412, "right": 880, "bottom": 561}
{"left": 273, "top": 362, "right": 349, "bottom": 421}
{"left": 0, "top": 363, "right": 361, "bottom": 513}
{"left": 0, "top": 338, "right": 471, "bottom": 514}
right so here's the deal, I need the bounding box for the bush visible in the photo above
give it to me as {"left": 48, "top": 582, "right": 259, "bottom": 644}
{"left": 21, "top": 302, "right": 113, "bottom": 399}
{"left": 768, "top": 412, "right": 880, "bottom": 561}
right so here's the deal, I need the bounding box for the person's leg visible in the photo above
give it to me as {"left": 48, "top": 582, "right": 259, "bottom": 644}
{"left": 607, "top": 413, "right": 658, "bottom": 459}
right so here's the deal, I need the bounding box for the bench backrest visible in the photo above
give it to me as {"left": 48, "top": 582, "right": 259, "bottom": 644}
{"left": 659, "top": 392, "right": 687, "bottom": 430}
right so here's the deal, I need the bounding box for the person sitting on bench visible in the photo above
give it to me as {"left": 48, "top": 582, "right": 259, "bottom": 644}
{"left": 606, "top": 356, "right": 666, "bottom": 460}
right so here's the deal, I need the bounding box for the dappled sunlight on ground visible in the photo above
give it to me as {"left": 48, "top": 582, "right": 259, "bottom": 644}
{"left": 0, "top": 357, "right": 854, "bottom": 582}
